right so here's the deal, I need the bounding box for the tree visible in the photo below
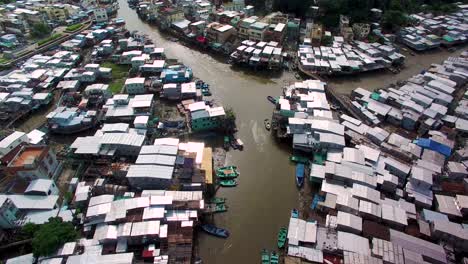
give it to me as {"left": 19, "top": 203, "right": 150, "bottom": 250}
{"left": 31, "top": 23, "right": 51, "bottom": 39}
{"left": 382, "top": 10, "right": 408, "bottom": 31}
{"left": 30, "top": 217, "right": 77, "bottom": 257}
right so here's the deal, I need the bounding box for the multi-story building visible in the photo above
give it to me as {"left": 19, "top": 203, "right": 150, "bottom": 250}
{"left": 158, "top": 7, "right": 184, "bottom": 29}
{"left": 248, "top": 22, "right": 268, "bottom": 41}
{"left": 0, "top": 197, "right": 20, "bottom": 228}
{"left": 238, "top": 17, "right": 256, "bottom": 40}
{"left": 189, "top": 102, "right": 226, "bottom": 132}
{"left": 0, "top": 131, "right": 29, "bottom": 159}
{"left": 222, "top": 0, "right": 245, "bottom": 12}
{"left": 93, "top": 8, "right": 108, "bottom": 23}
{"left": 125, "top": 77, "right": 146, "bottom": 94}
{"left": 5, "top": 145, "right": 61, "bottom": 181}
{"left": 206, "top": 22, "right": 236, "bottom": 44}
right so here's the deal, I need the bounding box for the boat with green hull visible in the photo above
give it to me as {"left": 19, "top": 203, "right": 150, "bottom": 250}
{"left": 216, "top": 166, "right": 239, "bottom": 179}
{"left": 209, "top": 197, "right": 226, "bottom": 204}
{"left": 214, "top": 203, "right": 227, "bottom": 213}
{"left": 261, "top": 249, "right": 270, "bottom": 264}
{"left": 277, "top": 227, "right": 287, "bottom": 249}
{"left": 290, "top": 155, "right": 309, "bottom": 164}
{"left": 218, "top": 179, "right": 237, "bottom": 187}
{"left": 270, "top": 251, "right": 279, "bottom": 264}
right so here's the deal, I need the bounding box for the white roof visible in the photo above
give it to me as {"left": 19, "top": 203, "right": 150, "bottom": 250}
{"left": 337, "top": 231, "right": 370, "bottom": 255}
{"left": 125, "top": 77, "right": 145, "bottom": 85}
{"left": 287, "top": 217, "right": 317, "bottom": 245}
{"left": 6, "top": 254, "right": 34, "bottom": 264}
{"left": 135, "top": 154, "right": 176, "bottom": 166}
{"left": 337, "top": 211, "right": 362, "bottom": 232}
{"left": 27, "top": 129, "right": 46, "bottom": 144}
{"left": 25, "top": 179, "right": 53, "bottom": 194}
{"left": 142, "top": 206, "right": 165, "bottom": 220}
{"left": 0, "top": 194, "right": 58, "bottom": 210}
{"left": 130, "top": 220, "right": 160, "bottom": 236}
{"left": 126, "top": 165, "right": 174, "bottom": 180}
{"left": 89, "top": 195, "right": 115, "bottom": 207}
{"left": 0, "top": 131, "right": 27, "bottom": 149}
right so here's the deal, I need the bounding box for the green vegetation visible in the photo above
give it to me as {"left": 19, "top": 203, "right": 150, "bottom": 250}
{"left": 66, "top": 23, "right": 83, "bottom": 32}
{"left": 23, "top": 217, "right": 78, "bottom": 257}
{"left": 0, "top": 57, "right": 11, "bottom": 64}
{"left": 101, "top": 62, "right": 130, "bottom": 94}
{"left": 246, "top": 0, "right": 464, "bottom": 31}
{"left": 31, "top": 23, "right": 52, "bottom": 39}
{"left": 37, "top": 33, "right": 63, "bottom": 46}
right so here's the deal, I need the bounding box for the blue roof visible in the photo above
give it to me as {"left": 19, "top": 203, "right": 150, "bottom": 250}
{"left": 415, "top": 138, "right": 451, "bottom": 157}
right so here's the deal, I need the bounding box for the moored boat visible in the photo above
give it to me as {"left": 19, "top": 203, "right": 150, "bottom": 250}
{"left": 214, "top": 203, "right": 227, "bottom": 213}
{"left": 267, "top": 96, "right": 277, "bottom": 104}
{"left": 216, "top": 166, "right": 239, "bottom": 178}
{"left": 218, "top": 179, "right": 237, "bottom": 187}
{"left": 270, "top": 251, "right": 279, "bottom": 264}
{"left": 277, "top": 227, "right": 287, "bottom": 249}
{"left": 261, "top": 249, "right": 270, "bottom": 264}
{"left": 291, "top": 209, "right": 299, "bottom": 218}
{"left": 296, "top": 163, "right": 305, "bottom": 188}
{"left": 209, "top": 197, "right": 226, "bottom": 204}
{"left": 236, "top": 139, "right": 244, "bottom": 150}
{"left": 264, "top": 119, "right": 271, "bottom": 130}
{"left": 201, "top": 224, "right": 229, "bottom": 238}
{"left": 290, "top": 155, "right": 309, "bottom": 164}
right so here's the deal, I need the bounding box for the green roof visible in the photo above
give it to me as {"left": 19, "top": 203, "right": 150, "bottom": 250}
{"left": 371, "top": 92, "right": 380, "bottom": 101}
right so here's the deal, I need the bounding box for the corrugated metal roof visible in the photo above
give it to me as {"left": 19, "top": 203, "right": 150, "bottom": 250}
{"left": 126, "top": 165, "right": 174, "bottom": 180}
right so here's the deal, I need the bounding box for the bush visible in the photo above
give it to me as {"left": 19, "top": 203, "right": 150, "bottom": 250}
{"left": 31, "top": 217, "right": 77, "bottom": 257}
{"left": 31, "top": 23, "right": 51, "bottom": 39}
{"left": 66, "top": 23, "right": 82, "bottom": 32}
{"left": 37, "top": 34, "right": 63, "bottom": 46}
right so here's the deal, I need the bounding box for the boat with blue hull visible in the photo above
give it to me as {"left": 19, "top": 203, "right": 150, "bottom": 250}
{"left": 296, "top": 163, "right": 305, "bottom": 188}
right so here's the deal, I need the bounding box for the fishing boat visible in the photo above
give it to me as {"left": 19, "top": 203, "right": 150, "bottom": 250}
{"left": 291, "top": 209, "right": 299, "bottom": 218}
{"left": 223, "top": 136, "right": 230, "bottom": 150}
{"left": 270, "top": 251, "right": 279, "bottom": 264}
{"left": 296, "top": 163, "right": 305, "bottom": 188}
{"left": 236, "top": 139, "right": 244, "bottom": 150}
{"left": 216, "top": 166, "right": 239, "bottom": 177}
{"left": 214, "top": 203, "right": 227, "bottom": 213}
{"left": 277, "top": 227, "right": 287, "bottom": 249}
{"left": 219, "top": 179, "right": 237, "bottom": 187}
{"left": 264, "top": 119, "right": 271, "bottom": 130}
{"left": 201, "top": 224, "right": 229, "bottom": 238}
{"left": 209, "top": 197, "right": 226, "bottom": 204}
{"left": 261, "top": 249, "right": 270, "bottom": 264}
{"left": 267, "top": 96, "right": 277, "bottom": 104}
{"left": 290, "top": 155, "right": 309, "bottom": 164}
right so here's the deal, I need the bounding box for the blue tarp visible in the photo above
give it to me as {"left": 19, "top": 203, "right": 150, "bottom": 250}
{"left": 415, "top": 138, "right": 452, "bottom": 157}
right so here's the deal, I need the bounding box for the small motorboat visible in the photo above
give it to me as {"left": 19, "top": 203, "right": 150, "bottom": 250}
{"left": 216, "top": 166, "right": 239, "bottom": 179}
{"left": 236, "top": 139, "right": 244, "bottom": 150}
{"left": 270, "top": 251, "right": 279, "bottom": 264}
{"left": 277, "top": 227, "right": 287, "bottom": 249}
{"left": 267, "top": 96, "right": 276, "bottom": 104}
{"left": 291, "top": 209, "right": 299, "bottom": 218}
{"left": 296, "top": 163, "right": 305, "bottom": 188}
{"left": 219, "top": 179, "right": 237, "bottom": 187}
{"left": 264, "top": 119, "right": 271, "bottom": 130}
{"left": 261, "top": 249, "right": 270, "bottom": 264}
{"left": 201, "top": 224, "right": 229, "bottom": 238}
{"left": 290, "top": 155, "right": 308, "bottom": 164}
{"left": 209, "top": 197, "right": 226, "bottom": 204}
